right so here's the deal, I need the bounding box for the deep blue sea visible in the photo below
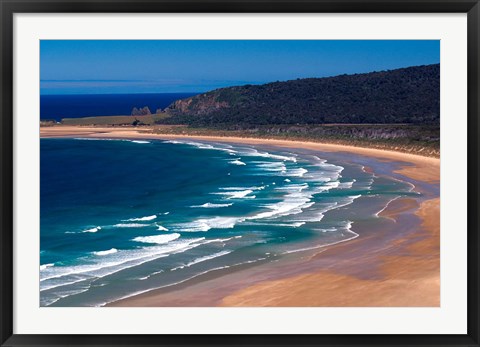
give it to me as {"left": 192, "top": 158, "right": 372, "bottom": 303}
{"left": 40, "top": 138, "right": 416, "bottom": 307}
{"left": 40, "top": 93, "right": 197, "bottom": 121}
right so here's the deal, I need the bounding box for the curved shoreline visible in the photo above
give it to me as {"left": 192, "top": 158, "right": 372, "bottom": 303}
{"left": 40, "top": 126, "right": 439, "bottom": 181}
{"left": 41, "top": 126, "right": 440, "bottom": 307}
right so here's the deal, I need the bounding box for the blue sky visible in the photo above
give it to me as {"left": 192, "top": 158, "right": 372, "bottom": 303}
{"left": 40, "top": 40, "right": 440, "bottom": 95}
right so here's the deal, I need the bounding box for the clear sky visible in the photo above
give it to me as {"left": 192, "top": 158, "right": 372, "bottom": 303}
{"left": 40, "top": 40, "right": 440, "bottom": 95}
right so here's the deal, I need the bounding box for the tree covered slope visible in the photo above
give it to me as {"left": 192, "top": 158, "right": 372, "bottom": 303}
{"left": 163, "top": 64, "right": 439, "bottom": 126}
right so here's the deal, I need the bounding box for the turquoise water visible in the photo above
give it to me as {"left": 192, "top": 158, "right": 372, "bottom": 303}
{"left": 40, "top": 138, "right": 416, "bottom": 306}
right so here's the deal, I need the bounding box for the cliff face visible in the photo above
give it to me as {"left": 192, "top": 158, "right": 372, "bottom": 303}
{"left": 164, "top": 64, "right": 440, "bottom": 126}
{"left": 168, "top": 92, "right": 231, "bottom": 115}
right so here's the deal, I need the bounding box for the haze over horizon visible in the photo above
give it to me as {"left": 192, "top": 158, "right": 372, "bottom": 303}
{"left": 41, "top": 40, "right": 440, "bottom": 95}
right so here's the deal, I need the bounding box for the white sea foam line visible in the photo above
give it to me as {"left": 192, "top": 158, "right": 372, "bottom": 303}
{"left": 290, "top": 195, "right": 361, "bottom": 223}
{"left": 244, "top": 221, "right": 306, "bottom": 228}
{"left": 132, "top": 233, "right": 180, "bottom": 244}
{"left": 190, "top": 202, "right": 233, "bottom": 208}
{"left": 337, "top": 180, "right": 355, "bottom": 189}
{"left": 388, "top": 175, "right": 417, "bottom": 192}
{"left": 201, "top": 236, "right": 241, "bottom": 244}
{"left": 131, "top": 140, "right": 151, "bottom": 144}
{"left": 74, "top": 138, "right": 147, "bottom": 145}
{"left": 41, "top": 277, "right": 96, "bottom": 292}
{"left": 175, "top": 217, "right": 244, "bottom": 232}
{"left": 156, "top": 225, "right": 169, "bottom": 231}
{"left": 275, "top": 183, "right": 309, "bottom": 191}
{"left": 40, "top": 237, "right": 205, "bottom": 282}
{"left": 101, "top": 257, "right": 268, "bottom": 307}
{"left": 212, "top": 189, "right": 255, "bottom": 199}
{"left": 314, "top": 181, "right": 341, "bottom": 193}
{"left": 113, "top": 223, "right": 151, "bottom": 228}
{"left": 180, "top": 155, "right": 355, "bottom": 233}
{"left": 164, "top": 140, "right": 237, "bottom": 154}
{"left": 229, "top": 159, "right": 246, "bottom": 166}
{"left": 42, "top": 287, "right": 91, "bottom": 307}
{"left": 240, "top": 148, "right": 297, "bottom": 162}
{"left": 40, "top": 263, "right": 55, "bottom": 271}
{"left": 184, "top": 181, "right": 316, "bottom": 231}
{"left": 282, "top": 221, "right": 359, "bottom": 254}
{"left": 374, "top": 196, "right": 401, "bottom": 218}
{"left": 171, "top": 250, "right": 233, "bottom": 271}
{"left": 218, "top": 186, "right": 265, "bottom": 191}
{"left": 82, "top": 226, "right": 101, "bottom": 233}
{"left": 253, "top": 161, "right": 287, "bottom": 172}
{"left": 288, "top": 168, "right": 308, "bottom": 177}
{"left": 40, "top": 239, "right": 207, "bottom": 295}
{"left": 180, "top": 187, "right": 315, "bottom": 231}
{"left": 188, "top": 162, "right": 358, "bottom": 231}
{"left": 92, "top": 248, "right": 118, "bottom": 256}
{"left": 123, "top": 215, "right": 157, "bottom": 222}
{"left": 138, "top": 270, "right": 164, "bottom": 281}
{"left": 101, "top": 265, "right": 238, "bottom": 306}
{"left": 249, "top": 200, "right": 314, "bottom": 220}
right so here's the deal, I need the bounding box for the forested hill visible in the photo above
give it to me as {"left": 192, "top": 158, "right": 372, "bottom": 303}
{"left": 163, "top": 64, "right": 439, "bottom": 126}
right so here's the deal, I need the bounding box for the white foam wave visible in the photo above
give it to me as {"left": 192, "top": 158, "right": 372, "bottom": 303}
{"left": 375, "top": 196, "right": 401, "bottom": 217}
{"left": 338, "top": 181, "right": 355, "bottom": 189}
{"left": 191, "top": 203, "right": 233, "bottom": 208}
{"left": 93, "top": 248, "right": 118, "bottom": 256}
{"left": 242, "top": 148, "right": 296, "bottom": 162}
{"left": 131, "top": 140, "right": 150, "bottom": 144}
{"left": 132, "top": 233, "right": 180, "bottom": 244}
{"left": 314, "top": 181, "right": 340, "bottom": 193}
{"left": 102, "top": 256, "right": 268, "bottom": 306}
{"left": 82, "top": 226, "right": 101, "bottom": 233}
{"left": 138, "top": 270, "right": 164, "bottom": 281}
{"left": 246, "top": 221, "right": 306, "bottom": 228}
{"left": 176, "top": 217, "right": 243, "bottom": 232}
{"left": 288, "top": 168, "right": 308, "bottom": 177}
{"left": 213, "top": 189, "right": 254, "bottom": 199}
{"left": 171, "top": 250, "right": 232, "bottom": 271}
{"left": 40, "top": 237, "right": 206, "bottom": 290}
{"left": 124, "top": 215, "right": 157, "bottom": 222}
{"left": 40, "top": 263, "right": 55, "bottom": 271}
{"left": 254, "top": 161, "right": 287, "bottom": 172}
{"left": 113, "top": 223, "right": 150, "bottom": 228}
{"left": 283, "top": 221, "right": 358, "bottom": 254}
{"left": 201, "top": 236, "right": 242, "bottom": 244}
{"left": 290, "top": 195, "right": 361, "bottom": 223}
{"left": 165, "top": 140, "right": 237, "bottom": 154}
{"left": 219, "top": 186, "right": 265, "bottom": 191}
{"left": 229, "top": 159, "right": 246, "bottom": 166}
{"left": 42, "top": 287, "right": 90, "bottom": 306}
{"left": 275, "top": 183, "right": 309, "bottom": 191}
{"left": 157, "top": 225, "right": 169, "bottom": 231}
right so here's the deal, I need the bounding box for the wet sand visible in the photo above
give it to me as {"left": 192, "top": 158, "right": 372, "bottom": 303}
{"left": 41, "top": 125, "right": 440, "bottom": 307}
{"left": 220, "top": 198, "right": 439, "bottom": 307}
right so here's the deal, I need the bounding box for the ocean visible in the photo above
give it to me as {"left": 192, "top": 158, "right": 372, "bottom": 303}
{"left": 40, "top": 138, "right": 417, "bottom": 307}
{"left": 40, "top": 93, "right": 197, "bottom": 121}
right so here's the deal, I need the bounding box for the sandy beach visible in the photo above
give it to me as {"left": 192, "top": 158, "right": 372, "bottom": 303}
{"left": 41, "top": 125, "right": 440, "bottom": 307}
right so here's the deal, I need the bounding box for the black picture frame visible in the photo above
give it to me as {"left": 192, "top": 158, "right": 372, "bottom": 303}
{"left": 1, "top": 1, "right": 479, "bottom": 346}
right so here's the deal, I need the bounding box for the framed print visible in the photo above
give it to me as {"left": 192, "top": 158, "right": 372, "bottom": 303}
{"left": 1, "top": 0, "right": 479, "bottom": 346}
